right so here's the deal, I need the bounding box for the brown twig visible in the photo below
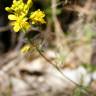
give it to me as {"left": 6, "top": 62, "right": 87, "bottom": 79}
{"left": 0, "top": 25, "right": 11, "bottom": 32}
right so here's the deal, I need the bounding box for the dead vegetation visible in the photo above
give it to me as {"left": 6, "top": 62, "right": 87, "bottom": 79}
{"left": 0, "top": 0, "right": 96, "bottom": 96}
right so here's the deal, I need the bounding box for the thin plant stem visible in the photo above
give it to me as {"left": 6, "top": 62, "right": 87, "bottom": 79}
{"left": 35, "top": 46, "right": 90, "bottom": 96}
{"left": 26, "top": 33, "right": 90, "bottom": 95}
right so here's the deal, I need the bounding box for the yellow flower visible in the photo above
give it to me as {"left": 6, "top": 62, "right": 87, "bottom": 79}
{"left": 8, "top": 14, "right": 30, "bottom": 32}
{"left": 5, "top": 0, "right": 32, "bottom": 16}
{"left": 21, "top": 44, "right": 31, "bottom": 53}
{"left": 6, "top": 0, "right": 46, "bottom": 32}
{"left": 30, "top": 9, "right": 46, "bottom": 24}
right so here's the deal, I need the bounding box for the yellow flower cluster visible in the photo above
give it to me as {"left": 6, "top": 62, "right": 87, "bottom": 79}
{"left": 30, "top": 9, "right": 46, "bottom": 24}
{"left": 6, "top": 0, "right": 32, "bottom": 15}
{"left": 5, "top": 0, "right": 46, "bottom": 32}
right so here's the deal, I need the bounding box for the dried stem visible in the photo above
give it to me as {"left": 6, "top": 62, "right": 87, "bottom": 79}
{"left": 35, "top": 46, "right": 90, "bottom": 96}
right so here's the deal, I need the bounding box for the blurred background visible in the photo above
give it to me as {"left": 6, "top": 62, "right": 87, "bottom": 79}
{"left": 0, "top": 0, "right": 96, "bottom": 96}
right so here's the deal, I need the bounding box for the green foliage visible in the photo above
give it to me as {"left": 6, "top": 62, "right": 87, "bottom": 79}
{"left": 73, "top": 87, "right": 89, "bottom": 96}
{"left": 84, "top": 24, "right": 95, "bottom": 41}
{"left": 82, "top": 63, "right": 96, "bottom": 72}
{"left": 73, "top": 87, "right": 83, "bottom": 96}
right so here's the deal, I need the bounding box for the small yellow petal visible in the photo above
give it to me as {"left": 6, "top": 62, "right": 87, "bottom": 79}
{"left": 21, "top": 44, "right": 31, "bottom": 53}
{"left": 8, "top": 14, "right": 17, "bottom": 20}
{"left": 5, "top": 7, "right": 11, "bottom": 12}
{"left": 13, "top": 23, "right": 20, "bottom": 32}
{"left": 23, "top": 22, "right": 30, "bottom": 30}
{"left": 32, "top": 21, "right": 35, "bottom": 24}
